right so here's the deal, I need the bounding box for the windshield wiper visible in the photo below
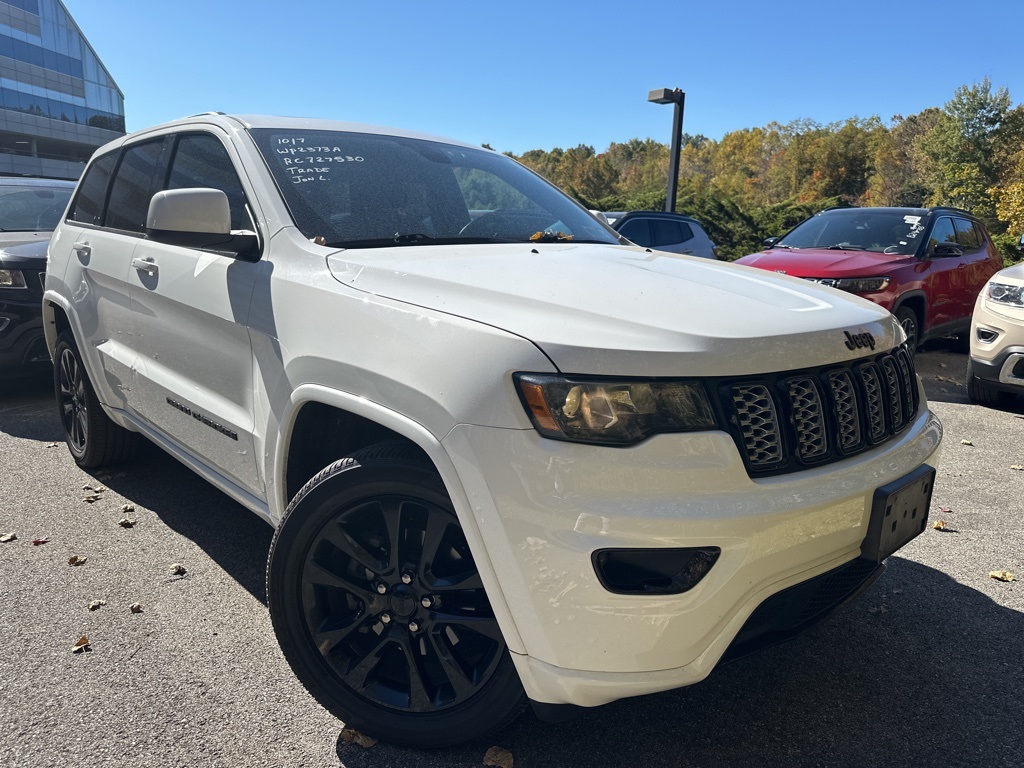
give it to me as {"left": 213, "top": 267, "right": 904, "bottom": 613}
{"left": 530, "top": 230, "right": 573, "bottom": 243}
{"left": 826, "top": 244, "right": 865, "bottom": 250}
{"left": 393, "top": 233, "right": 435, "bottom": 244}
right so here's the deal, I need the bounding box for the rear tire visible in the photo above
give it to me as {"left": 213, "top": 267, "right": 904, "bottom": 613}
{"left": 267, "top": 442, "right": 527, "bottom": 748}
{"left": 966, "top": 358, "right": 1015, "bottom": 407}
{"left": 53, "top": 331, "right": 137, "bottom": 468}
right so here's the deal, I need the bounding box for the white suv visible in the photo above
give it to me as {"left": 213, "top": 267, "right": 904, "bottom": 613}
{"left": 44, "top": 113, "right": 943, "bottom": 748}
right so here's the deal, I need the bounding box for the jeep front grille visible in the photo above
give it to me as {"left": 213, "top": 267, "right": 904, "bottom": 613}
{"left": 723, "top": 345, "right": 919, "bottom": 477}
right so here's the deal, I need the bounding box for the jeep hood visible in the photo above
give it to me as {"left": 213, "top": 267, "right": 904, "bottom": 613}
{"left": 736, "top": 247, "right": 915, "bottom": 276}
{"left": 327, "top": 243, "right": 899, "bottom": 376}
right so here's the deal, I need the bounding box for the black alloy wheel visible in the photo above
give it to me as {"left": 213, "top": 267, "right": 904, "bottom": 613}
{"left": 57, "top": 342, "right": 89, "bottom": 454}
{"left": 53, "top": 331, "right": 137, "bottom": 467}
{"left": 267, "top": 442, "right": 526, "bottom": 747}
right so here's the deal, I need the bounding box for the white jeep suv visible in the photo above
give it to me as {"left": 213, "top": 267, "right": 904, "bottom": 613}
{"left": 44, "top": 113, "right": 942, "bottom": 748}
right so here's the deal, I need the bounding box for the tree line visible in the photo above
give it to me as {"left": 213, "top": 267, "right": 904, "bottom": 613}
{"left": 507, "top": 78, "right": 1024, "bottom": 262}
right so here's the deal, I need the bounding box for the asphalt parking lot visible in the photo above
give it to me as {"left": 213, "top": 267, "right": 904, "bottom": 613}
{"left": 1, "top": 343, "right": 1021, "bottom": 768}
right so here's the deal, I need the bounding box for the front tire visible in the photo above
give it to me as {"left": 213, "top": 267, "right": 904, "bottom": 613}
{"left": 966, "top": 357, "right": 1015, "bottom": 407}
{"left": 53, "top": 331, "right": 137, "bottom": 468}
{"left": 266, "top": 442, "right": 526, "bottom": 748}
{"left": 894, "top": 306, "right": 919, "bottom": 351}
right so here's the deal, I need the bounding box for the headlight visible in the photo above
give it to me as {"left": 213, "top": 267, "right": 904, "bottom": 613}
{"left": 0, "top": 268, "right": 27, "bottom": 289}
{"left": 987, "top": 282, "right": 1024, "bottom": 307}
{"left": 809, "top": 276, "right": 890, "bottom": 293}
{"left": 514, "top": 373, "right": 717, "bottom": 446}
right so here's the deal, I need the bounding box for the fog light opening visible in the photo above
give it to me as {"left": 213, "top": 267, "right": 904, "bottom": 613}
{"left": 593, "top": 547, "right": 720, "bottom": 595}
{"left": 976, "top": 327, "right": 998, "bottom": 344}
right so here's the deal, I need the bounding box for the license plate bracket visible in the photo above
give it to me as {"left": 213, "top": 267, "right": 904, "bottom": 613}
{"left": 862, "top": 464, "right": 935, "bottom": 563}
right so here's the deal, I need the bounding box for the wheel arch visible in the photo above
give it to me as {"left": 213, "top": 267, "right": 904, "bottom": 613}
{"left": 42, "top": 293, "right": 73, "bottom": 358}
{"left": 274, "top": 384, "right": 527, "bottom": 655}
{"left": 891, "top": 292, "right": 926, "bottom": 332}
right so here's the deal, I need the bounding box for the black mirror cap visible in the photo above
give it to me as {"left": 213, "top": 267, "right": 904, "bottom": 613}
{"left": 932, "top": 242, "right": 965, "bottom": 258}
{"left": 146, "top": 228, "right": 260, "bottom": 262}
{"left": 763, "top": 236, "right": 781, "bottom": 248}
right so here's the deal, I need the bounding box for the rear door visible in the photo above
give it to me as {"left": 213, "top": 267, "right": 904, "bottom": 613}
{"left": 52, "top": 145, "right": 161, "bottom": 411}
{"left": 126, "top": 132, "right": 264, "bottom": 495}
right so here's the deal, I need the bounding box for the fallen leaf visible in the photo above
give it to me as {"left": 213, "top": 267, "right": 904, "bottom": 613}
{"left": 82, "top": 494, "right": 101, "bottom": 504}
{"left": 936, "top": 375, "right": 958, "bottom": 383}
{"left": 71, "top": 635, "right": 91, "bottom": 653}
{"left": 88, "top": 599, "right": 106, "bottom": 611}
{"left": 82, "top": 484, "right": 93, "bottom": 491}
{"left": 960, "top": 439, "right": 974, "bottom": 446}
{"left": 0, "top": 532, "right": 16, "bottom": 543}
{"left": 1011, "top": 465, "right": 1024, "bottom": 472}
{"left": 938, "top": 506, "right": 953, "bottom": 514}
{"left": 120, "top": 503, "right": 135, "bottom": 514}
{"left": 484, "top": 746, "right": 514, "bottom": 768}
{"left": 932, "top": 520, "right": 956, "bottom": 532}
{"left": 892, "top": 588, "right": 904, "bottom": 595}
{"left": 46, "top": 442, "right": 59, "bottom": 448}
{"left": 989, "top": 570, "right": 1015, "bottom": 582}
{"left": 169, "top": 563, "right": 187, "bottom": 576}
{"left": 93, "top": 485, "right": 106, "bottom": 493}
{"left": 129, "top": 603, "right": 144, "bottom": 614}
{"left": 339, "top": 729, "right": 378, "bottom": 749}
{"left": 118, "top": 518, "right": 137, "bottom": 528}
{"left": 68, "top": 555, "right": 87, "bottom": 566}
{"left": 31, "top": 537, "right": 49, "bottom": 546}
{"left": 939, "top": 363, "right": 948, "bottom": 369}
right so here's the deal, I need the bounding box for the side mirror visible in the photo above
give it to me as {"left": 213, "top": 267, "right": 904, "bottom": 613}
{"left": 763, "top": 236, "right": 780, "bottom": 248}
{"left": 146, "top": 188, "right": 259, "bottom": 260}
{"left": 931, "top": 242, "right": 964, "bottom": 258}
{"left": 1017, "top": 234, "right": 1024, "bottom": 253}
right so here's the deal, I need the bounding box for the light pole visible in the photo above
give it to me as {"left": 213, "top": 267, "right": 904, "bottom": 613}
{"left": 648, "top": 88, "right": 685, "bottom": 213}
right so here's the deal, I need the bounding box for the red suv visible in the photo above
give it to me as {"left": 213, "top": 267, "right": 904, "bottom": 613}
{"left": 735, "top": 207, "right": 1004, "bottom": 348}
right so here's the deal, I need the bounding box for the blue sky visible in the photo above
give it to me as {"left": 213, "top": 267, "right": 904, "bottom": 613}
{"left": 65, "top": 0, "right": 1024, "bottom": 155}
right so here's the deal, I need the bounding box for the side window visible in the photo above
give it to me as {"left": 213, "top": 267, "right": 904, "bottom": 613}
{"left": 953, "top": 218, "right": 981, "bottom": 250}
{"left": 105, "top": 139, "right": 165, "bottom": 233}
{"left": 68, "top": 151, "right": 118, "bottom": 225}
{"left": 926, "top": 217, "right": 957, "bottom": 252}
{"left": 652, "top": 219, "right": 687, "bottom": 247}
{"left": 618, "top": 218, "right": 651, "bottom": 247}
{"left": 167, "top": 134, "right": 253, "bottom": 231}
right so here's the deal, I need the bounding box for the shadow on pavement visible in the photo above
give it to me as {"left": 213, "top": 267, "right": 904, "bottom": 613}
{"left": 92, "top": 447, "right": 274, "bottom": 602}
{"left": 335, "top": 559, "right": 1023, "bottom": 768}
{"left": 0, "top": 372, "right": 62, "bottom": 442}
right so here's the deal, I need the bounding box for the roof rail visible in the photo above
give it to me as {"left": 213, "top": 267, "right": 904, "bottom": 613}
{"left": 930, "top": 205, "right": 974, "bottom": 217}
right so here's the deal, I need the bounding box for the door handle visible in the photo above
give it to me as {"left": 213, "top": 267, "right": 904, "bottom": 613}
{"left": 132, "top": 257, "right": 159, "bottom": 276}
{"left": 73, "top": 242, "right": 91, "bottom": 257}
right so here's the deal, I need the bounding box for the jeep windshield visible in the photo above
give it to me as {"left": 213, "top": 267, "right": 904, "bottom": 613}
{"left": 249, "top": 129, "right": 619, "bottom": 248}
{"left": 0, "top": 186, "right": 74, "bottom": 231}
{"left": 775, "top": 208, "right": 928, "bottom": 256}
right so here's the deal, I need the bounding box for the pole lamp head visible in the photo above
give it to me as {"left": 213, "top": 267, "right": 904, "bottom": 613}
{"left": 648, "top": 88, "right": 683, "bottom": 105}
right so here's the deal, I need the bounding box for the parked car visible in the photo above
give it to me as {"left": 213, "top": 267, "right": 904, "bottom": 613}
{"left": 610, "top": 210, "right": 718, "bottom": 259}
{"left": 0, "top": 177, "right": 76, "bottom": 376}
{"left": 966, "top": 262, "right": 1024, "bottom": 405}
{"left": 734, "top": 206, "right": 1004, "bottom": 349}
{"left": 44, "top": 114, "right": 941, "bottom": 747}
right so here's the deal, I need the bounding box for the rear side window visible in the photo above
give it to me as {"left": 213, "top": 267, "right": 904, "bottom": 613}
{"left": 953, "top": 218, "right": 981, "bottom": 250}
{"left": 68, "top": 151, "right": 117, "bottom": 225}
{"left": 652, "top": 219, "right": 693, "bottom": 247}
{"left": 618, "top": 218, "right": 651, "bottom": 247}
{"left": 105, "top": 139, "right": 165, "bottom": 233}
{"left": 167, "top": 134, "right": 253, "bottom": 231}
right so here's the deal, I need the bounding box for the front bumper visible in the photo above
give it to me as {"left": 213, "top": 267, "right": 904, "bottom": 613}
{"left": 0, "top": 291, "right": 48, "bottom": 374}
{"left": 442, "top": 398, "right": 942, "bottom": 707}
{"left": 969, "top": 294, "right": 1024, "bottom": 392}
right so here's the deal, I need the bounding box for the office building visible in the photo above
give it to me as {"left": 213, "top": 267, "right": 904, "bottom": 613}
{"left": 0, "top": 0, "right": 124, "bottom": 180}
